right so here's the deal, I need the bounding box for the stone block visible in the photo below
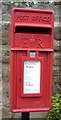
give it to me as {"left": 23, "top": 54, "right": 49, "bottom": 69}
{"left": 12, "top": 113, "right": 21, "bottom": 118}
{"left": 0, "top": 45, "right": 2, "bottom": 62}
{"left": 52, "top": 80, "right": 60, "bottom": 95}
{"left": 0, "top": 62, "right": 2, "bottom": 82}
{"left": 2, "top": 45, "right": 9, "bottom": 51}
{"left": 0, "top": 38, "right": 2, "bottom": 45}
{"left": 2, "top": 81, "right": 9, "bottom": 97}
{"left": 2, "top": 46, "right": 10, "bottom": 64}
{"left": 53, "top": 52, "right": 59, "bottom": 66}
{"left": 59, "top": 71, "right": 61, "bottom": 76}
{"left": 2, "top": 106, "right": 12, "bottom": 118}
{"left": 53, "top": 69, "right": 59, "bottom": 76}
{"left": 0, "top": 83, "right": 2, "bottom": 105}
{"left": 2, "top": 95, "right": 9, "bottom": 107}
{"left": 2, "top": 56, "right": 9, "bottom": 64}
{"left": 2, "top": 64, "right": 10, "bottom": 78}
{"left": 53, "top": 66, "right": 59, "bottom": 71}
{"left": 0, "top": 23, "right": 2, "bottom": 45}
{"left": 0, "top": 107, "right": 2, "bottom": 119}
{"left": 2, "top": 49, "right": 9, "bottom": 57}
{"left": 30, "top": 112, "right": 48, "bottom": 119}
{"left": 54, "top": 26, "right": 61, "bottom": 40}
{"left": 2, "top": 30, "right": 9, "bottom": 38}
{"left": 2, "top": 37, "right": 10, "bottom": 45}
{"left": 2, "top": 13, "right": 11, "bottom": 21}
{"left": 2, "top": 23, "right": 10, "bottom": 45}
{"left": 2, "top": 76, "right": 9, "bottom": 83}
{"left": 2, "top": 47, "right": 9, "bottom": 64}
{"left": 2, "top": 23, "right": 10, "bottom": 32}
{"left": 2, "top": 25, "right": 10, "bottom": 37}
{"left": 53, "top": 76, "right": 61, "bottom": 85}
{"left": 54, "top": 39, "right": 61, "bottom": 51}
{"left": 59, "top": 52, "right": 61, "bottom": 68}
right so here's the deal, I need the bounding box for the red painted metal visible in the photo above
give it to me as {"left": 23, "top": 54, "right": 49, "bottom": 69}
{"left": 10, "top": 8, "right": 54, "bottom": 113}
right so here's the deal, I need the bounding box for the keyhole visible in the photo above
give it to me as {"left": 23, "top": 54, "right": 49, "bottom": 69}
{"left": 19, "top": 78, "right": 21, "bottom": 82}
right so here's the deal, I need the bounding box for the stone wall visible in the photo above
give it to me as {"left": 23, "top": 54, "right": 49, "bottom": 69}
{"left": 1, "top": 0, "right": 61, "bottom": 119}
{"left": 0, "top": 1, "right": 2, "bottom": 119}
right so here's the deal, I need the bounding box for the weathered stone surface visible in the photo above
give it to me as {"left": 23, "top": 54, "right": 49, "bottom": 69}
{"left": 59, "top": 71, "right": 61, "bottom": 76}
{"left": 12, "top": 113, "right": 21, "bottom": 118}
{"left": 2, "top": 106, "right": 12, "bottom": 118}
{"left": 2, "top": 82, "right": 9, "bottom": 110}
{"left": 2, "top": 37, "right": 9, "bottom": 45}
{"left": 0, "top": 81, "right": 2, "bottom": 108}
{"left": 0, "top": 38, "right": 2, "bottom": 45}
{"left": 53, "top": 66, "right": 59, "bottom": 71}
{"left": 59, "top": 52, "right": 61, "bottom": 68}
{"left": 3, "top": 95, "right": 9, "bottom": 107}
{"left": 53, "top": 52, "right": 61, "bottom": 76}
{"left": 2, "top": 49, "right": 9, "bottom": 56}
{"left": 2, "top": 23, "right": 10, "bottom": 31}
{"left": 2, "top": 45, "right": 10, "bottom": 51}
{"left": 2, "top": 30, "right": 9, "bottom": 37}
{"left": 52, "top": 80, "right": 60, "bottom": 95}
{"left": 54, "top": 76, "right": 61, "bottom": 85}
{"left": 2, "top": 56, "right": 9, "bottom": 64}
{"left": 31, "top": 112, "right": 48, "bottom": 119}
{"left": 3, "top": 76, "right": 9, "bottom": 83}
{"left": 2, "top": 48, "right": 9, "bottom": 62}
{"left": 54, "top": 26, "right": 61, "bottom": 40}
{"left": 2, "top": 13, "right": 11, "bottom": 21}
{"left": 0, "top": 45, "right": 2, "bottom": 63}
{"left": 2, "top": 23, "right": 10, "bottom": 38}
{"left": 2, "top": 64, "right": 10, "bottom": 78}
{"left": 0, "top": 105, "right": 2, "bottom": 119}
{"left": 53, "top": 69, "right": 60, "bottom": 76}
{"left": 2, "top": 23, "right": 10, "bottom": 45}
{"left": 54, "top": 39, "right": 61, "bottom": 51}
{"left": 53, "top": 76, "right": 61, "bottom": 94}
{"left": 59, "top": 42, "right": 61, "bottom": 49}
{"left": 53, "top": 52, "right": 59, "bottom": 66}
{"left": 0, "top": 23, "right": 2, "bottom": 45}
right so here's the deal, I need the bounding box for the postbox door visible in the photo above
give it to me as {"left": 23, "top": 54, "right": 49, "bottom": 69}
{"left": 16, "top": 51, "right": 52, "bottom": 110}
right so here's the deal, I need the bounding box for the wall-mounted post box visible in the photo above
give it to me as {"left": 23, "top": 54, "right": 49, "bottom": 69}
{"left": 10, "top": 8, "right": 54, "bottom": 113}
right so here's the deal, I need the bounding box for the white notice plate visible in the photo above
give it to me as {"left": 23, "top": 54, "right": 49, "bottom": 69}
{"left": 24, "top": 61, "right": 40, "bottom": 94}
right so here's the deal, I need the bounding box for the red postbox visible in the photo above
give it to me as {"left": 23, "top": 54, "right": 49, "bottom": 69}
{"left": 10, "top": 8, "right": 54, "bottom": 113}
